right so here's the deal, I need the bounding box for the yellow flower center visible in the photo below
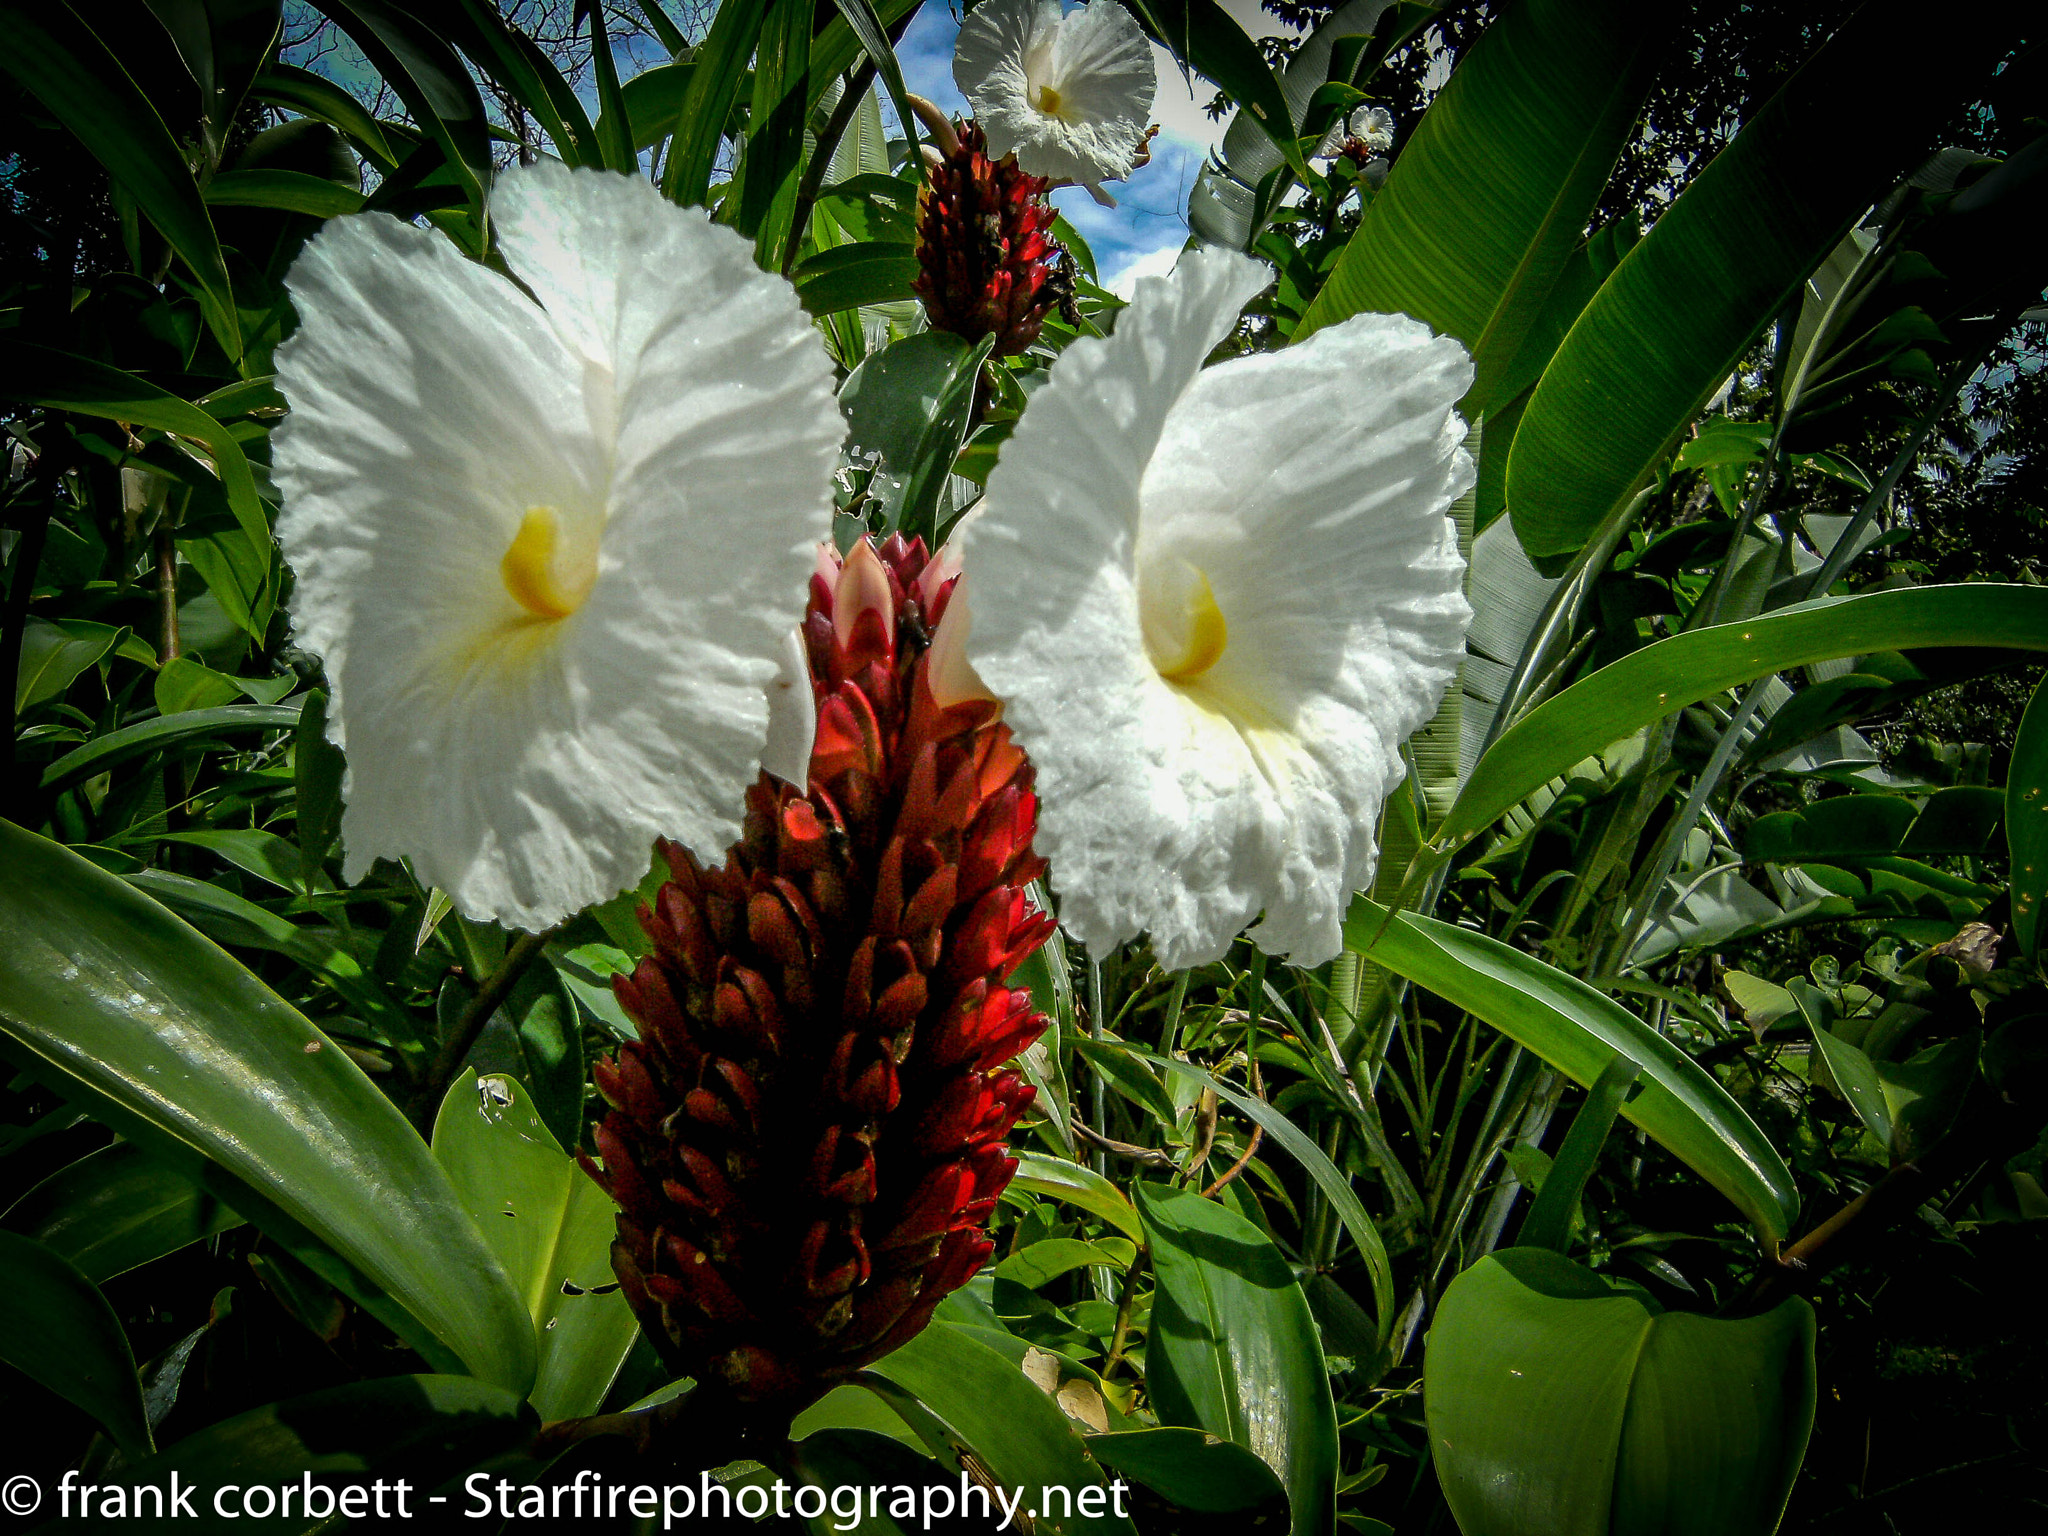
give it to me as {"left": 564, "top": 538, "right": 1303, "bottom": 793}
{"left": 1031, "top": 81, "right": 1069, "bottom": 120}
{"left": 1142, "top": 556, "right": 1228, "bottom": 684}
{"left": 500, "top": 505, "right": 597, "bottom": 620}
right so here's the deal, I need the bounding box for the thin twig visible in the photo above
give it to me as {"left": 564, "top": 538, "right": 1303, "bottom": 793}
{"left": 1201, "top": 1122, "right": 1265, "bottom": 1197}
{"left": 1071, "top": 1120, "right": 1178, "bottom": 1170}
{"left": 422, "top": 929, "right": 553, "bottom": 1104}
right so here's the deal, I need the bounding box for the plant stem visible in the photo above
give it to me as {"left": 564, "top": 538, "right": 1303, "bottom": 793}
{"left": 422, "top": 929, "right": 552, "bottom": 1110}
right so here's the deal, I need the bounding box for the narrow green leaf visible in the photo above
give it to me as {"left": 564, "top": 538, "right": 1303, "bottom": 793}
{"left": 1444, "top": 584, "right": 2048, "bottom": 853}
{"left": 317, "top": 0, "right": 493, "bottom": 208}
{"left": 295, "top": 688, "right": 346, "bottom": 887}
{"left": 204, "top": 167, "right": 366, "bottom": 217}
{"left": 436, "top": 0, "right": 601, "bottom": 169}
{"left": 0, "top": 824, "right": 536, "bottom": 1392}
{"left": 796, "top": 240, "right": 922, "bottom": 315}
{"left": 738, "top": 0, "right": 814, "bottom": 260}
{"left": 1122, "top": 1046, "right": 1395, "bottom": 1329}
{"left": 1298, "top": 0, "right": 1662, "bottom": 419}
{"left": 827, "top": 0, "right": 923, "bottom": 169}
{"left": 1517, "top": 1053, "right": 1641, "bottom": 1252}
{"left": 1505, "top": 0, "right": 2022, "bottom": 557}
{"left": 579, "top": 0, "right": 638, "bottom": 174}
{"left": 1135, "top": 1184, "right": 1337, "bottom": 1536}
{"left": 40, "top": 702, "right": 299, "bottom": 790}
{"left": 661, "top": 0, "right": 770, "bottom": 208}
{"left": 2, "top": 1141, "right": 243, "bottom": 1284}
{"left": 0, "top": 0, "right": 239, "bottom": 357}
{"left": 0, "top": 1231, "right": 153, "bottom": 1459}
{"left": 1345, "top": 897, "right": 1798, "bottom": 1241}
{"left": 252, "top": 63, "right": 399, "bottom": 171}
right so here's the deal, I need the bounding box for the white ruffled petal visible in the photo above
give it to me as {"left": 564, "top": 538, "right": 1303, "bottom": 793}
{"left": 957, "top": 0, "right": 1156, "bottom": 185}
{"left": 955, "top": 0, "right": 1058, "bottom": 147}
{"left": 964, "top": 250, "right": 1473, "bottom": 970}
{"left": 275, "top": 168, "right": 841, "bottom": 931}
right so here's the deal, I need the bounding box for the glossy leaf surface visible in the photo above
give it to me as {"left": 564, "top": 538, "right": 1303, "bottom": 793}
{"left": 1136, "top": 1184, "right": 1338, "bottom": 1536}
{"left": 1428, "top": 1249, "right": 1815, "bottom": 1536}
{"left": 0, "top": 823, "right": 535, "bottom": 1392}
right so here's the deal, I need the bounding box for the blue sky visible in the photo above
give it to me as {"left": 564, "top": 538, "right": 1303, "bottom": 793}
{"left": 892, "top": 2, "right": 1291, "bottom": 293}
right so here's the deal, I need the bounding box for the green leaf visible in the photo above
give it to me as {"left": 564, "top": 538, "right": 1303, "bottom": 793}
{"left": 153, "top": 654, "right": 243, "bottom": 715}
{"left": 14, "top": 616, "right": 123, "bottom": 714}
{"left": 0, "top": 342, "right": 272, "bottom": 607}
{"left": 1504, "top": 3, "right": 2021, "bottom": 557}
{"left": 431, "top": 1072, "right": 636, "bottom": 1422}
{"left": 204, "top": 167, "right": 366, "bottom": 217}
{"left": 837, "top": 329, "right": 995, "bottom": 547}
{"left": 1344, "top": 898, "right": 1798, "bottom": 1241}
{"left": 1809, "top": 1025, "right": 1893, "bottom": 1145}
{"left": 797, "top": 240, "right": 923, "bottom": 315}
{"left": 0, "top": 0, "right": 239, "bottom": 357}
{"left": 996, "top": 1238, "right": 1137, "bottom": 1291}
{"left": 434, "top": 0, "right": 600, "bottom": 169}
{"left": 295, "top": 688, "right": 346, "bottom": 887}
{"left": 1441, "top": 584, "right": 2048, "bottom": 854}
{"left": 613, "top": 59, "right": 695, "bottom": 151}
{"left": 1085, "top": 1426, "right": 1286, "bottom": 1515}
{"left": 1009, "top": 1151, "right": 1143, "bottom": 1243}
{"left": 158, "top": 828, "right": 313, "bottom": 894}
{"left": 0, "top": 823, "right": 536, "bottom": 1392}
{"left": 1298, "top": 0, "right": 1661, "bottom": 418}
{"left": 1135, "top": 1184, "right": 1338, "bottom": 1536}
{"left": 2011, "top": 673, "right": 2048, "bottom": 958}
{"left": 505, "top": 962, "right": 584, "bottom": 1156}
{"left": 320, "top": 0, "right": 493, "bottom": 207}
{"left": 660, "top": 0, "right": 770, "bottom": 207}
{"left": 40, "top": 702, "right": 300, "bottom": 790}
{"left": 1517, "top": 1053, "right": 1641, "bottom": 1252}
{"left": 0, "top": 1231, "right": 153, "bottom": 1458}
{"left": 252, "top": 64, "right": 398, "bottom": 171}
{"left": 96, "top": 1376, "right": 534, "bottom": 1521}
{"left": 1122, "top": 1046, "right": 1395, "bottom": 1330}
{"left": 578, "top": 0, "right": 637, "bottom": 174}
{"left": 864, "top": 1320, "right": 1137, "bottom": 1535}
{"left": 826, "top": 0, "right": 924, "bottom": 175}
{"left": 2, "top": 1141, "right": 243, "bottom": 1285}
{"left": 1427, "top": 1248, "right": 1816, "bottom": 1536}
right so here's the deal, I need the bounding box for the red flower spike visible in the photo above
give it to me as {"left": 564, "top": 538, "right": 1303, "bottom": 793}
{"left": 587, "top": 534, "right": 1050, "bottom": 1420}
{"left": 913, "top": 121, "right": 1063, "bottom": 357}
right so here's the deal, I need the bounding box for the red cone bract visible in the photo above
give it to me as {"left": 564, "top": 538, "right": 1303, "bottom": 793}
{"left": 587, "top": 534, "right": 1052, "bottom": 1416}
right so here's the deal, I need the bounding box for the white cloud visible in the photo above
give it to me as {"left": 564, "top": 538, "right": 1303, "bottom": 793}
{"left": 1105, "top": 242, "right": 1185, "bottom": 299}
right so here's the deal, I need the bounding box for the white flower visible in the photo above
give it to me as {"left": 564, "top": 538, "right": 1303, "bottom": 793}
{"left": 1316, "top": 104, "right": 1396, "bottom": 160}
{"left": 960, "top": 248, "right": 1473, "bottom": 970}
{"left": 273, "top": 161, "right": 844, "bottom": 930}
{"left": 954, "top": 0, "right": 1157, "bottom": 196}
